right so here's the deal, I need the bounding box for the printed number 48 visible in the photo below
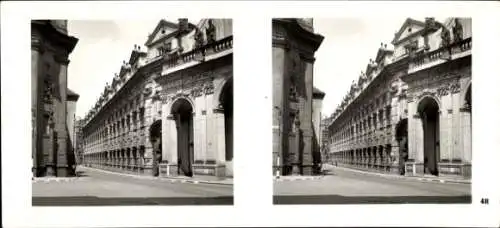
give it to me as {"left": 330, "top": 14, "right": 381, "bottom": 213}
{"left": 480, "top": 198, "right": 489, "bottom": 204}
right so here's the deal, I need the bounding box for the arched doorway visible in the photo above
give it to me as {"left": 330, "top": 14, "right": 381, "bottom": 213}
{"left": 220, "top": 78, "right": 233, "bottom": 162}
{"left": 171, "top": 98, "right": 194, "bottom": 177}
{"left": 418, "top": 97, "right": 440, "bottom": 176}
{"left": 149, "top": 120, "right": 162, "bottom": 176}
{"left": 395, "top": 118, "right": 408, "bottom": 175}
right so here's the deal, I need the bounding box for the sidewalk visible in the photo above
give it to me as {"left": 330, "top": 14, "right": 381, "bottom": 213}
{"left": 78, "top": 166, "right": 233, "bottom": 186}
{"left": 325, "top": 164, "right": 471, "bottom": 184}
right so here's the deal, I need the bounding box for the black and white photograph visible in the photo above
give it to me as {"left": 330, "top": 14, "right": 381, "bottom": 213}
{"left": 31, "top": 18, "right": 234, "bottom": 206}
{"left": 273, "top": 17, "right": 473, "bottom": 204}
{"left": 2, "top": 1, "right": 500, "bottom": 227}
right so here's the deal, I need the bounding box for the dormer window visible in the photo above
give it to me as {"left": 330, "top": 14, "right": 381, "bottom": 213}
{"left": 158, "top": 42, "right": 173, "bottom": 57}
{"left": 165, "top": 42, "right": 172, "bottom": 52}
{"left": 161, "top": 29, "right": 165, "bottom": 34}
{"left": 408, "top": 27, "right": 412, "bottom": 33}
{"left": 404, "top": 40, "right": 419, "bottom": 55}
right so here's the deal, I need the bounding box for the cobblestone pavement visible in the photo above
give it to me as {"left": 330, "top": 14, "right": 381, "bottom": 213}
{"left": 274, "top": 166, "right": 471, "bottom": 204}
{"left": 32, "top": 167, "right": 233, "bottom": 206}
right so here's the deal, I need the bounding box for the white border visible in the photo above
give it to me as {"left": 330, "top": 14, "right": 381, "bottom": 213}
{"left": 1, "top": 1, "right": 500, "bottom": 227}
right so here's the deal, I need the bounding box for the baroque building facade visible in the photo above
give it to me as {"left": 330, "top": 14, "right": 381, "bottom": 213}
{"left": 272, "top": 18, "right": 324, "bottom": 175}
{"left": 328, "top": 18, "right": 472, "bottom": 178}
{"left": 82, "top": 19, "right": 233, "bottom": 178}
{"left": 31, "top": 20, "right": 79, "bottom": 177}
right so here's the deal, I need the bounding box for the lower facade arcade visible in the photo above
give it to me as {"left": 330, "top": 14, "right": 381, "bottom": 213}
{"left": 84, "top": 147, "right": 146, "bottom": 173}
{"left": 331, "top": 145, "right": 393, "bottom": 172}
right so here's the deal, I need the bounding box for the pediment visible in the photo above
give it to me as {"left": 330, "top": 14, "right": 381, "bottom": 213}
{"left": 391, "top": 18, "right": 425, "bottom": 45}
{"left": 144, "top": 20, "right": 179, "bottom": 47}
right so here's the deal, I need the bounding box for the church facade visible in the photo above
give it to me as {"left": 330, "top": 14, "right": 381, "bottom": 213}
{"left": 272, "top": 18, "right": 325, "bottom": 176}
{"left": 82, "top": 19, "right": 233, "bottom": 178}
{"left": 328, "top": 18, "right": 472, "bottom": 178}
{"left": 31, "top": 20, "right": 79, "bottom": 177}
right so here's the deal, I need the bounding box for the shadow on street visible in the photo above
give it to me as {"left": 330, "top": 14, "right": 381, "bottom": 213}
{"left": 32, "top": 196, "right": 233, "bottom": 206}
{"left": 75, "top": 171, "right": 89, "bottom": 177}
{"left": 273, "top": 194, "right": 471, "bottom": 204}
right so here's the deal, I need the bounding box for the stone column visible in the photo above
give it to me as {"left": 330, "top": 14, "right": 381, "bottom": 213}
{"left": 122, "top": 149, "right": 127, "bottom": 170}
{"left": 31, "top": 39, "right": 42, "bottom": 177}
{"left": 131, "top": 148, "right": 136, "bottom": 170}
{"left": 356, "top": 149, "right": 360, "bottom": 167}
{"left": 460, "top": 104, "right": 472, "bottom": 177}
{"left": 213, "top": 108, "right": 226, "bottom": 177}
{"left": 409, "top": 107, "right": 424, "bottom": 175}
{"left": 360, "top": 149, "right": 364, "bottom": 168}
{"left": 164, "top": 114, "right": 178, "bottom": 176}
{"left": 117, "top": 150, "right": 121, "bottom": 169}
{"left": 55, "top": 58, "right": 71, "bottom": 176}
{"left": 125, "top": 148, "right": 130, "bottom": 170}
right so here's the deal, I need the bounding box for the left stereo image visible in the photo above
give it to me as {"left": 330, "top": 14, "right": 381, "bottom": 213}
{"left": 31, "top": 19, "right": 234, "bottom": 206}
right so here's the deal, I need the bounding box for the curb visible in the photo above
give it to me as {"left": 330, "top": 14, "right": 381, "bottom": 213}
{"left": 79, "top": 166, "right": 233, "bottom": 186}
{"left": 274, "top": 176, "right": 324, "bottom": 182}
{"left": 331, "top": 166, "right": 471, "bottom": 184}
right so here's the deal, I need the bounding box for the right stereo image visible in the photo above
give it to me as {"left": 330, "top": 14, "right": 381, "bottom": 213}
{"left": 272, "top": 17, "right": 472, "bottom": 204}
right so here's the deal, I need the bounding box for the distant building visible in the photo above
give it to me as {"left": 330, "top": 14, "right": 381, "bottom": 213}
{"left": 312, "top": 87, "right": 326, "bottom": 164}
{"left": 74, "top": 118, "right": 84, "bottom": 164}
{"left": 320, "top": 116, "right": 332, "bottom": 163}
{"left": 328, "top": 18, "right": 471, "bottom": 178}
{"left": 67, "top": 89, "right": 79, "bottom": 163}
{"left": 82, "top": 19, "right": 233, "bottom": 178}
{"left": 31, "top": 20, "right": 79, "bottom": 177}
{"left": 272, "top": 18, "right": 324, "bottom": 175}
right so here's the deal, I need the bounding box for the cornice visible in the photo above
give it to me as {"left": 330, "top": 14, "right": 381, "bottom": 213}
{"left": 31, "top": 20, "right": 78, "bottom": 54}
{"left": 273, "top": 19, "right": 324, "bottom": 53}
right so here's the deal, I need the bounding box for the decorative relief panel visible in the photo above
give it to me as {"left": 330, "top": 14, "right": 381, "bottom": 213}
{"left": 203, "top": 82, "right": 215, "bottom": 95}
{"left": 436, "top": 80, "right": 461, "bottom": 97}
{"left": 43, "top": 78, "right": 54, "bottom": 104}
{"left": 190, "top": 86, "right": 203, "bottom": 97}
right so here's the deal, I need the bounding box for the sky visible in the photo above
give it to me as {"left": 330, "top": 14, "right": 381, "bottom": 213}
{"left": 67, "top": 18, "right": 200, "bottom": 118}
{"left": 312, "top": 17, "right": 408, "bottom": 118}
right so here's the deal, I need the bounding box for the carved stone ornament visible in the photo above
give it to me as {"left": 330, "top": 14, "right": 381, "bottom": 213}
{"left": 203, "top": 82, "right": 215, "bottom": 95}
{"left": 190, "top": 86, "right": 203, "bottom": 97}
{"left": 151, "top": 90, "right": 161, "bottom": 101}
{"left": 143, "top": 87, "right": 152, "bottom": 97}
{"left": 449, "top": 81, "right": 460, "bottom": 93}
{"left": 407, "top": 95, "right": 414, "bottom": 103}
{"left": 437, "top": 85, "right": 450, "bottom": 97}
{"left": 390, "top": 81, "right": 399, "bottom": 94}
{"left": 43, "top": 79, "right": 54, "bottom": 104}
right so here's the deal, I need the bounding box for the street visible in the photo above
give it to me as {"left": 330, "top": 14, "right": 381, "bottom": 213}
{"left": 32, "top": 167, "right": 233, "bottom": 206}
{"left": 274, "top": 166, "right": 471, "bottom": 204}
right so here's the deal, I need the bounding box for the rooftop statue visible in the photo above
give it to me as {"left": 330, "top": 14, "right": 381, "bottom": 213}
{"left": 206, "top": 19, "right": 216, "bottom": 44}
{"left": 369, "top": 58, "right": 378, "bottom": 68}
{"left": 452, "top": 18, "right": 463, "bottom": 43}
{"left": 194, "top": 27, "right": 205, "bottom": 49}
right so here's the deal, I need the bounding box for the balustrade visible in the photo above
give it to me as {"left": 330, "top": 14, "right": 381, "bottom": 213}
{"left": 411, "top": 37, "right": 471, "bottom": 68}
